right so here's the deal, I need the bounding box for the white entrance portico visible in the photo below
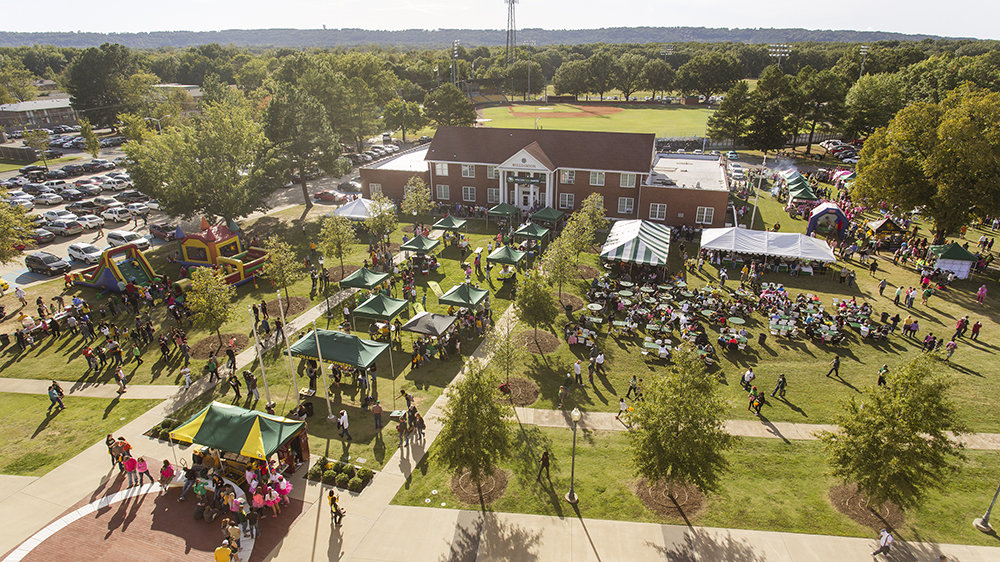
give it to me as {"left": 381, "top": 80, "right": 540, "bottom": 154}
{"left": 498, "top": 144, "right": 554, "bottom": 210}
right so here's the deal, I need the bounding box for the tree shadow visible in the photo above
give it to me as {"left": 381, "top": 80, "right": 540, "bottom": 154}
{"left": 647, "top": 527, "right": 767, "bottom": 562}
{"left": 441, "top": 511, "right": 542, "bottom": 562}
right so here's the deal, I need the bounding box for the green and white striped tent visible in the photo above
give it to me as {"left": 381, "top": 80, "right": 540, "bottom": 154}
{"left": 599, "top": 220, "right": 672, "bottom": 267}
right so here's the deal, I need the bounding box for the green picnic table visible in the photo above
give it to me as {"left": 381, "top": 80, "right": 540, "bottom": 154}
{"left": 728, "top": 317, "right": 746, "bottom": 325}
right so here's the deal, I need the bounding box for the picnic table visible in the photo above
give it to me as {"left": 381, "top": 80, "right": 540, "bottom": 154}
{"left": 680, "top": 291, "right": 695, "bottom": 298}
{"left": 657, "top": 284, "right": 672, "bottom": 291}
{"left": 619, "top": 281, "right": 635, "bottom": 288}
{"left": 728, "top": 317, "right": 746, "bottom": 325}
{"left": 618, "top": 290, "right": 634, "bottom": 298}
{"left": 586, "top": 303, "right": 603, "bottom": 312}
{"left": 700, "top": 310, "right": 714, "bottom": 318}
{"left": 643, "top": 297, "right": 657, "bottom": 305}
{"left": 583, "top": 316, "right": 604, "bottom": 324}
{"left": 640, "top": 286, "right": 655, "bottom": 294}
{"left": 675, "top": 281, "right": 687, "bottom": 288}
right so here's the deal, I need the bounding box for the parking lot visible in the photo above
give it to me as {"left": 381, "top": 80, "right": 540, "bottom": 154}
{"left": 1, "top": 142, "right": 360, "bottom": 291}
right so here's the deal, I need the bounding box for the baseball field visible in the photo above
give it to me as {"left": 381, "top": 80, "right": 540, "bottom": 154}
{"left": 479, "top": 103, "right": 711, "bottom": 136}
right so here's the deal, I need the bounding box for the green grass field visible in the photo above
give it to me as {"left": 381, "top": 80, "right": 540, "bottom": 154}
{"left": 481, "top": 103, "right": 711, "bottom": 137}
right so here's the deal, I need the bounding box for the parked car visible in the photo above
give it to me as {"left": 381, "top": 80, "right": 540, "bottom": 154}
{"left": 75, "top": 214, "right": 105, "bottom": 230}
{"left": 25, "top": 251, "right": 71, "bottom": 276}
{"left": 77, "top": 184, "right": 102, "bottom": 196}
{"left": 417, "top": 136, "right": 432, "bottom": 144}
{"left": 726, "top": 151, "right": 739, "bottom": 160}
{"left": 61, "top": 164, "right": 85, "bottom": 176}
{"left": 93, "top": 197, "right": 122, "bottom": 211}
{"left": 44, "top": 219, "right": 84, "bottom": 237}
{"left": 44, "top": 169, "right": 67, "bottom": 179}
{"left": 23, "top": 228, "right": 56, "bottom": 247}
{"left": 338, "top": 181, "right": 362, "bottom": 192}
{"left": 74, "top": 178, "right": 97, "bottom": 187}
{"left": 842, "top": 157, "right": 859, "bottom": 164}
{"left": 124, "top": 203, "right": 149, "bottom": 216}
{"left": 59, "top": 189, "right": 84, "bottom": 201}
{"left": 113, "top": 156, "right": 131, "bottom": 166}
{"left": 101, "top": 207, "right": 134, "bottom": 222}
{"left": 146, "top": 199, "right": 160, "bottom": 210}
{"left": 102, "top": 178, "right": 130, "bottom": 191}
{"left": 313, "top": 190, "right": 347, "bottom": 203}
{"left": 18, "top": 165, "right": 46, "bottom": 175}
{"left": 106, "top": 230, "right": 150, "bottom": 250}
{"left": 149, "top": 222, "right": 177, "bottom": 241}
{"left": 42, "top": 209, "right": 76, "bottom": 222}
{"left": 9, "top": 198, "right": 34, "bottom": 211}
{"left": 115, "top": 190, "right": 149, "bottom": 203}
{"left": 68, "top": 243, "right": 104, "bottom": 264}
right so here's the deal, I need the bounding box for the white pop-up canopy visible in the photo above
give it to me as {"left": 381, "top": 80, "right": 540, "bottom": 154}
{"left": 700, "top": 227, "right": 836, "bottom": 263}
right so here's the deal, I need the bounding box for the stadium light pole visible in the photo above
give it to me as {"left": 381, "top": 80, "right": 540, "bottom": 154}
{"left": 768, "top": 44, "right": 792, "bottom": 67}
{"left": 858, "top": 45, "right": 870, "bottom": 80}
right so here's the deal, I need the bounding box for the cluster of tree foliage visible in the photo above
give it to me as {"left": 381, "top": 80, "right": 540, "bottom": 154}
{"left": 0, "top": 27, "right": 961, "bottom": 51}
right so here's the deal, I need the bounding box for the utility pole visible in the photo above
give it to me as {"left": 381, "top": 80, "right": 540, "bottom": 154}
{"left": 452, "top": 40, "right": 460, "bottom": 86}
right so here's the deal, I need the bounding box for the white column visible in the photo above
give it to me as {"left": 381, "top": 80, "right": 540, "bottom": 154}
{"left": 500, "top": 171, "right": 507, "bottom": 204}
{"left": 545, "top": 172, "right": 553, "bottom": 208}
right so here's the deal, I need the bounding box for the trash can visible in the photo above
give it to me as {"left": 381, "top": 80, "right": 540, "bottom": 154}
{"left": 0, "top": 333, "right": 8, "bottom": 347}
{"left": 302, "top": 401, "right": 315, "bottom": 418}
{"left": 880, "top": 312, "right": 889, "bottom": 323}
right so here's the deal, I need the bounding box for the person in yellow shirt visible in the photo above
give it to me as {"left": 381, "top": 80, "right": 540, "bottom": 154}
{"left": 214, "top": 541, "right": 233, "bottom": 562}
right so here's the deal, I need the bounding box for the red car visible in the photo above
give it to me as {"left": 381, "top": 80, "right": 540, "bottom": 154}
{"left": 313, "top": 190, "right": 347, "bottom": 203}
{"left": 149, "top": 223, "right": 177, "bottom": 241}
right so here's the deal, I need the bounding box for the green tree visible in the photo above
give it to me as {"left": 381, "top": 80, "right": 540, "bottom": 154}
{"left": 117, "top": 112, "right": 153, "bottom": 144}
{"left": 434, "top": 362, "right": 513, "bottom": 506}
{"left": 642, "top": 58, "right": 675, "bottom": 100}
{"left": 515, "top": 271, "right": 558, "bottom": 344}
{"left": 0, "top": 193, "right": 35, "bottom": 265}
{"left": 818, "top": 356, "right": 967, "bottom": 511}
{"left": 22, "top": 129, "right": 50, "bottom": 169}
{"left": 612, "top": 53, "right": 649, "bottom": 101}
{"left": 510, "top": 60, "right": 545, "bottom": 100}
{"left": 423, "top": 83, "right": 476, "bottom": 127}
{"left": 624, "top": 349, "right": 735, "bottom": 497}
{"left": 485, "top": 319, "right": 519, "bottom": 385}
{"left": 77, "top": 118, "right": 101, "bottom": 159}
{"left": 0, "top": 60, "right": 37, "bottom": 104}
{"left": 853, "top": 87, "right": 1000, "bottom": 239}
{"left": 400, "top": 176, "right": 433, "bottom": 220}
{"left": 844, "top": 73, "right": 906, "bottom": 138}
{"left": 563, "top": 192, "right": 608, "bottom": 263}
{"left": 65, "top": 43, "right": 141, "bottom": 127}
{"left": 674, "top": 52, "right": 743, "bottom": 101}
{"left": 553, "top": 59, "right": 590, "bottom": 99}
{"left": 262, "top": 238, "right": 302, "bottom": 302}
{"left": 363, "top": 192, "right": 398, "bottom": 251}
{"left": 794, "top": 68, "right": 847, "bottom": 154}
{"left": 586, "top": 50, "right": 615, "bottom": 100}
{"left": 125, "top": 97, "right": 275, "bottom": 225}
{"left": 746, "top": 66, "right": 793, "bottom": 153}
{"left": 187, "top": 266, "right": 236, "bottom": 350}
{"left": 541, "top": 237, "right": 576, "bottom": 299}
{"left": 707, "top": 81, "right": 752, "bottom": 148}
{"left": 382, "top": 98, "right": 426, "bottom": 144}
{"left": 262, "top": 84, "right": 346, "bottom": 208}
{"left": 319, "top": 214, "right": 358, "bottom": 278}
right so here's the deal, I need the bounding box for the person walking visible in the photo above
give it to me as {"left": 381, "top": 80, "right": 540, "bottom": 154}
{"left": 536, "top": 451, "right": 550, "bottom": 482}
{"left": 246, "top": 371, "right": 259, "bottom": 402}
{"left": 207, "top": 355, "right": 220, "bottom": 383}
{"left": 228, "top": 372, "right": 242, "bottom": 400}
{"left": 871, "top": 528, "right": 895, "bottom": 557}
{"left": 826, "top": 354, "right": 840, "bottom": 378}
{"left": 115, "top": 367, "right": 128, "bottom": 393}
{"left": 976, "top": 284, "right": 988, "bottom": 305}
{"left": 372, "top": 400, "right": 383, "bottom": 429}
{"left": 741, "top": 367, "right": 755, "bottom": 392}
{"left": 616, "top": 397, "right": 627, "bottom": 420}
{"left": 338, "top": 410, "right": 352, "bottom": 440}
{"left": 770, "top": 374, "right": 787, "bottom": 398}
{"left": 877, "top": 364, "right": 889, "bottom": 387}
{"left": 225, "top": 346, "right": 236, "bottom": 373}
{"left": 131, "top": 343, "right": 143, "bottom": 367}
{"left": 47, "top": 382, "right": 65, "bottom": 413}
{"left": 595, "top": 351, "right": 607, "bottom": 376}
{"left": 329, "top": 490, "right": 343, "bottom": 526}
{"left": 626, "top": 375, "right": 639, "bottom": 399}
{"left": 878, "top": 277, "right": 888, "bottom": 296}
{"left": 971, "top": 320, "right": 982, "bottom": 340}
{"left": 573, "top": 360, "right": 583, "bottom": 386}
{"left": 181, "top": 366, "right": 193, "bottom": 389}
{"left": 893, "top": 286, "right": 902, "bottom": 306}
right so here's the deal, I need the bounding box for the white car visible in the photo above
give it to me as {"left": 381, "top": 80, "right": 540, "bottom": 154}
{"left": 842, "top": 157, "right": 859, "bottom": 164}
{"left": 10, "top": 198, "right": 34, "bottom": 211}
{"left": 146, "top": 199, "right": 160, "bottom": 210}
{"left": 43, "top": 209, "right": 77, "bottom": 222}
{"left": 67, "top": 243, "right": 104, "bottom": 264}
{"left": 106, "top": 230, "right": 150, "bottom": 251}
{"left": 34, "top": 193, "right": 64, "bottom": 205}
{"left": 124, "top": 203, "right": 149, "bottom": 216}
{"left": 101, "top": 207, "right": 133, "bottom": 222}
{"left": 102, "top": 179, "right": 130, "bottom": 191}
{"left": 75, "top": 214, "right": 105, "bottom": 230}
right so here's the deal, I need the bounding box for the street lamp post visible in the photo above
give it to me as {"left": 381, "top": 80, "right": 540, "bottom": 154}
{"left": 565, "top": 407, "right": 582, "bottom": 504}
{"left": 974, "top": 481, "right": 1000, "bottom": 532}
{"left": 247, "top": 306, "right": 271, "bottom": 403}
{"left": 146, "top": 115, "right": 171, "bottom": 133}
{"left": 275, "top": 290, "right": 300, "bottom": 400}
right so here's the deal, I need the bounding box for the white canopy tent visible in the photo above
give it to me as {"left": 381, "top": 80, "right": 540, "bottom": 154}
{"left": 599, "top": 220, "right": 672, "bottom": 266}
{"left": 700, "top": 227, "right": 836, "bottom": 263}
{"left": 328, "top": 198, "right": 390, "bottom": 221}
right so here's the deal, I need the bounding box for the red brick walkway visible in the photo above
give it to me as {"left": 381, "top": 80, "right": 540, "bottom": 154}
{"left": 17, "top": 474, "right": 310, "bottom": 562}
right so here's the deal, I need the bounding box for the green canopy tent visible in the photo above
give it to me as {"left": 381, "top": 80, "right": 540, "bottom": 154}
{"left": 600, "top": 219, "right": 672, "bottom": 268}
{"left": 289, "top": 329, "right": 392, "bottom": 412}
{"left": 170, "top": 401, "right": 309, "bottom": 463}
{"left": 439, "top": 282, "right": 489, "bottom": 309}
{"left": 513, "top": 222, "right": 550, "bottom": 241}
{"left": 486, "top": 202, "right": 520, "bottom": 231}
{"left": 486, "top": 245, "right": 526, "bottom": 267}
{"left": 339, "top": 267, "right": 390, "bottom": 290}
{"left": 929, "top": 242, "right": 978, "bottom": 279}
{"left": 432, "top": 215, "right": 467, "bottom": 232}
{"left": 400, "top": 234, "right": 441, "bottom": 254}
{"left": 530, "top": 206, "right": 565, "bottom": 226}
{"left": 354, "top": 293, "right": 409, "bottom": 322}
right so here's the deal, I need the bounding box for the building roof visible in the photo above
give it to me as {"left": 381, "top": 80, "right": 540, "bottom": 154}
{"left": 645, "top": 154, "right": 728, "bottom": 192}
{"left": 369, "top": 147, "right": 430, "bottom": 172}
{"left": 0, "top": 98, "right": 73, "bottom": 112}
{"left": 426, "top": 127, "right": 655, "bottom": 174}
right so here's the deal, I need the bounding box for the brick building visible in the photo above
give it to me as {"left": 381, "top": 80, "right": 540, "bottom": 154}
{"left": 0, "top": 98, "right": 78, "bottom": 131}
{"left": 360, "top": 127, "right": 729, "bottom": 228}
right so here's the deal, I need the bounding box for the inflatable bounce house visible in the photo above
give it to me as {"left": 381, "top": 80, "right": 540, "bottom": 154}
{"left": 806, "top": 202, "right": 848, "bottom": 240}
{"left": 176, "top": 223, "right": 268, "bottom": 287}
{"left": 71, "top": 244, "right": 160, "bottom": 292}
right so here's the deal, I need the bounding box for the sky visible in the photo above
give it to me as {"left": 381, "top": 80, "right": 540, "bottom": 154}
{"left": 4, "top": 0, "right": 997, "bottom": 41}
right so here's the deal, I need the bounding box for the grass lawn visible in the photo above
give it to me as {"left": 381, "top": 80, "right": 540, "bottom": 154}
{"left": 0, "top": 155, "right": 83, "bottom": 173}
{"left": 481, "top": 103, "right": 711, "bottom": 137}
{"left": 392, "top": 427, "right": 1000, "bottom": 546}
{"left": 0, "top": 392, "right": 160, "bottom": 476}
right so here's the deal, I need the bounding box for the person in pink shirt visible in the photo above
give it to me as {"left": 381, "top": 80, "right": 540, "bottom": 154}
{"left": 135, "top": 457, "right": 153, "bottom": 486}
{"left": 123, "top": 456, "right": 138, "bottom": 488}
